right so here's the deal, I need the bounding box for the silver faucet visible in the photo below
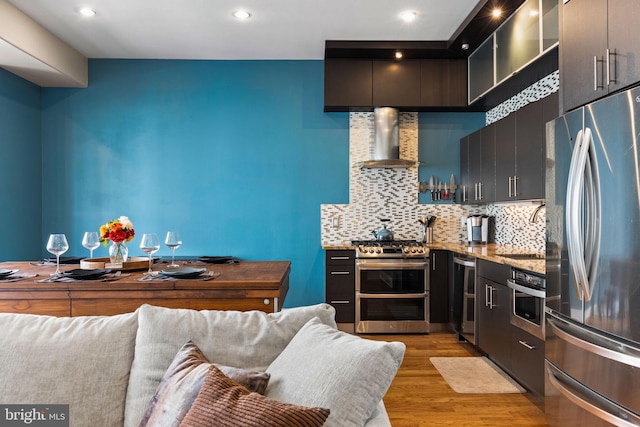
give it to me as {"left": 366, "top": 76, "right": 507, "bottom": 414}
{"left": 529, "top": 202, "right": 546, "bottom": 223}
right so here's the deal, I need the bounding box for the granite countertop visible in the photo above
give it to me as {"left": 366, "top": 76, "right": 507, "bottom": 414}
{"left": 322, "top": 242, "right": 545, "bottom": 275}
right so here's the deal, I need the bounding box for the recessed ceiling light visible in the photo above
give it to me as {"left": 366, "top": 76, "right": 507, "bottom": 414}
{"left": 399, "top": 10, "right": 418, "bottom": 23}
{"left": 79, "top": 7, "right": 96, "bottom": 17}
{"left": 492, "top": 8, "right": 502, "bottom": 18}
{"left": 233, "top": 10, "right": 251, "bottom": 20}
{"left": 395, "top": 51, "right": 403, "bottom": 60}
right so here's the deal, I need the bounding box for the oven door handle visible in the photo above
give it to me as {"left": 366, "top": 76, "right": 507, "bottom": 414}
{"left": 356, "top": 292, "right": 428, "bottom": 299}
{"left": 507, "top": 279, "right": 545, "bottom": 299}
{"left": 355, "top": 260, "right": 428, "bottom": 269}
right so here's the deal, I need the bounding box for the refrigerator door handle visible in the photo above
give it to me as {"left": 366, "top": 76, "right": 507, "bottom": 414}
{"left": 546, "top": 361, "right": 640, "bottom": 427}
{"left": 566, "top": 129, "right": 586, "bottom": 300}
{"left": 582, "top": 127, "right": 601, "bottom": 301}
{"left": 547, "top": 312, "right": 640, "bottom": 369}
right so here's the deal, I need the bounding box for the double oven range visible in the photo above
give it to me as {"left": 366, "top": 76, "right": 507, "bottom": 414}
{"left": 353, "top": 240, "right": 430, "bottom": 334}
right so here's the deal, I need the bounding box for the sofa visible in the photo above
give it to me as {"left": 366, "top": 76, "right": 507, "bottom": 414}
{"left": 0, "top": 303, "right": 405, "bottom": 427}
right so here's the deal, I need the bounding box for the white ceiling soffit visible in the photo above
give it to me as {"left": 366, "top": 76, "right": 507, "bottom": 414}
{"left": 5, "top": 0, "right": 482, "bottom": 60}
{"left": 0, "top": 0, "right": 87, "bottom": 87}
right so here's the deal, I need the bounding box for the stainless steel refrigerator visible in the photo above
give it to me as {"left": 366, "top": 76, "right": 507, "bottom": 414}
{"left": 546, "top": 86, "right": 640, "bottom": 426}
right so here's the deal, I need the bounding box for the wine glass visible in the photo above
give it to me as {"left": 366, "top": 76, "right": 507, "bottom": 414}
{"left": 82, "top": 231, "right": 100, "bottom": 259}
{"left": 165, "top": 231, "right": 182, "bottom": 267}
{"left": 139, "top": 233, "right": 160, "bottom": 274}
{"left": 46, "top": 234, "right": 69, "bottom": 275}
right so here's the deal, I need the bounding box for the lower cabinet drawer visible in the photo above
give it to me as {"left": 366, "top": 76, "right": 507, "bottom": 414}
{"left": 510, "top": 325, "right": 545, "bottom": 396}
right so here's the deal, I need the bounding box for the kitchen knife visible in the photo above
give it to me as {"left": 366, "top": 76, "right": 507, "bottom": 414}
{"left": 429, "top": 175, "right": 434, "bottom": 201}
{"left": 450, "top": 174, "right": 456, "bottom": 202}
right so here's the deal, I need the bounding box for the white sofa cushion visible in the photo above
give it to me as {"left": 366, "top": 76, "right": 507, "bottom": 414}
{"left": 0, "top": 311, "right": 138, "bottom": 427}
{"left": 265, "top": 317, "right": 406, "bottom": 427}
{"left": 124, "top": 303, "right": 337, "bottom": 427}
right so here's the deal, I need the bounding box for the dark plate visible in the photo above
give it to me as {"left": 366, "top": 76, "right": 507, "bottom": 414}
{"left": 62, "top": 268, "right": 111, "bottom": 280}
{"left": 159, "top": 267, "right": 206, "bottom": 278}
{"left": 198, "top": 256, "right": 238, "bottom": 264}
{"left": 0, "top": 269, "right": 17, "bottom": 277}
{"left": 45, "top": 256, "right": 84, "bottom": 264}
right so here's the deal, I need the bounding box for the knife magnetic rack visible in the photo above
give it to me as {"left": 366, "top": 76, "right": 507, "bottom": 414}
{"left": 418, "top": 175, "right": 458, "bottom": 202}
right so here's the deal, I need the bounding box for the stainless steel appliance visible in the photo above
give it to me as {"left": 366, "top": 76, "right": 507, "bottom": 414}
{"left": 507, "top": 268, "right": 545, "bottom": 341}
{"left": 466, "top": 215, "right": 489, "bottom": 244}
{"left": 353, "top": 240, "right": 429, "bottom": 334}
{"left": 545, "top": 86, "right": 640, "bottom": 426}
{"left": 451, "top": 255, "right": 477, "bottom": 344}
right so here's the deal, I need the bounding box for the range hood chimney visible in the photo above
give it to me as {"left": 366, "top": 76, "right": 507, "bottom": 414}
{"left": 361, "top": 107, "right": 415, "bottom": 168}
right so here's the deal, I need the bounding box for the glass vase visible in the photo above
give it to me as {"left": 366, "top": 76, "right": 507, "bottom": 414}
{"left": 109, "top": 241, "right": 129, "bottom": 266}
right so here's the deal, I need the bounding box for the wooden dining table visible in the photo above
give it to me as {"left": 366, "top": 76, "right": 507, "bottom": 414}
{"left": 0, "top": 259, "right": 290, "bottom": 317}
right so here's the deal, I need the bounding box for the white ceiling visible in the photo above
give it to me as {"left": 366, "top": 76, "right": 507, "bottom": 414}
{"left": 6, "top": 0, "right": 482, "bottom": 60}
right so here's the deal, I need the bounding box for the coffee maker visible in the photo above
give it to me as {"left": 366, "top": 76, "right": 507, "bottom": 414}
{"left": 466, "top": 215, "right": 489, "bottom": 244}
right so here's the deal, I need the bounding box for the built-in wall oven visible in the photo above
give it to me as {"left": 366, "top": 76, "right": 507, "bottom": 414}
{"left": 507, "top": 268, "right": 545, "bottom": 340}
{"left": 353, "top": 240, "right": 429, "bottom": 334}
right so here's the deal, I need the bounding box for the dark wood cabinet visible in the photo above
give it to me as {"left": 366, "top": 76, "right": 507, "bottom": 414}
{"left": 372, "top": 59, "right": 421, "bottom": 107}
{"left": 420, "top": 59, "right": 467, "bottom": 107}
{"left": 476, "top": 260, "right": 512, "bottom": 372}
{"left": 494, "top": 113, "right": 516, "bottom": 201}
{"left": 495, "top": 99, "right": 545, "bottom": 201}
{"left": 480, "top": 126, "right": 496, "bottom": 203}
{"left": 325, "top": 250, "right": 356, "bottom": 329}
{"left": 561, "top": 0, "right": 640, "bottom": 112}
{"left": 429, "top": 249, "right": 450, "bottom": 326}
{"left": 510, "top": 325, "right": 545, "bottom": 396}
{"left": 324, "top": 59, "right": 372, "bottom": 110}
{"left": 459, "top": 136, "right": 471, "bottom": 203}
{"left": 324, "top": 58, "right": 469, "bottom": 111}
{"left": 467, "top": 129, "right": 482, "bottom": 203}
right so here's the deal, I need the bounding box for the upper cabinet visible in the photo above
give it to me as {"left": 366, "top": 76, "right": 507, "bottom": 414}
{"left": 561, "top": 0, "right": 640, "bottom": 112}
{"left": 468, "top": 0, "right": 558, "bottom": 104}
{"left": 462, "top": 93, "right": 558, "bottom": 204}
{"left": 372, "top": 59, "right": 421, "bottom": 107}
{"left": 324, "top": 58, "right": 469, "bottom": 112}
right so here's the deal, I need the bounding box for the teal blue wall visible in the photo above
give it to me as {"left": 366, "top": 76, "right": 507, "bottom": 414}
{"left": 40, "top": 60, "right": 349, "bottom": 307}
{"left": 418, "top": 112, "right": 485, "bottom": 204}
{"left": 0, "top": 69, "right": 42, "bottom": 261}
{"left": 0, "top": 59, "right": 486, "bottom": 307}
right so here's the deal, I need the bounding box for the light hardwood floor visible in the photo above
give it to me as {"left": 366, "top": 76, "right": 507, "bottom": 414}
{"left": 363, "top": 332, "right": 549, "bottom": 426}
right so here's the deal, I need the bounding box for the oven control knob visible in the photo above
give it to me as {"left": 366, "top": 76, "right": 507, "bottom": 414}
{"left": 403, "top": 247, "right": 410, "bottom": 253}
{"left": 375, "top": 247, "right": 382, "bottom": 254}
{"left": 411, "top": 248, "right": 417, "bottom": 253}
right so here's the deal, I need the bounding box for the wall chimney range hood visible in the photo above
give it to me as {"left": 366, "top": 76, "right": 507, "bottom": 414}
{"left": 358, "top": 107, "right": 417, "bottom": 168}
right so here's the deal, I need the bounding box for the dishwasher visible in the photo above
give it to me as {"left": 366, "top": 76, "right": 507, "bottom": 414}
{"left": 451, "top": 255, "right": 476, "bottom": 344}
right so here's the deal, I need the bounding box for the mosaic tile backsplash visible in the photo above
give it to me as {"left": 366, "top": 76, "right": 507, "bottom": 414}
{"left": 320, "top": 111, "right": 547, "bottom": 253}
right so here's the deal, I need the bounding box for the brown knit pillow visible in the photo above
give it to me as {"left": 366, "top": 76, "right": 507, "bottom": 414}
{"left": 179, "top": 365, "right": 330, "bottom": 427}
{"left": 139, "top": 341, "right": 270, "bottom": 427}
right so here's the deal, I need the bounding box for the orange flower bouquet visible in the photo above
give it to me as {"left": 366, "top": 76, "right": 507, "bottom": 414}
{"left": 99, "top": 216, "right": 135, "bottom": 264}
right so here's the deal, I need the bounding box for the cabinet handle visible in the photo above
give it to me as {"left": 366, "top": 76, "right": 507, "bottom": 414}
{"left": 330, "top": 300, "right": 351, "bottom": 304}
{"left": 607, "top": 48, "right": 617, "bottom": 85}
{"left": 513, "top": 176, "right": 519, "bottom": 197}
{"left": 432, "top": 253, "right": 436, "bottom": 271}
{"left": 485, "top": 284, "right": 490, "bottom": 307}
{"left": 508, "top": 176, "right": 513, "bottom": 198}
{"left": 594, "top": 55, "right": 605, "bottom": 91}
{"left": 518, "top": 340, "right": 536, "bottom": 350}
{"left": 330, "top": 256, "right": 350, "bottom": 260}
{"left": 463, "top": 185, "right": 467, "bottom": 202}
{"left": 330, "top": 271, "right": 350, "bottom": 275}
{"left": 478, "top": 182, "right": 483, "bottom": 200}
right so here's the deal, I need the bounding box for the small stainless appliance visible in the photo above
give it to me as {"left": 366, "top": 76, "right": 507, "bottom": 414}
{"left": 507, "top": 268, "right": 545, "bottom": 341}
{"left": 451, "top": 255, "right": 477, "bottom": 344}
{"left": 353, "top": 240, "right": 429, "bottom": 334}
{"left": 466, "top": 215, "right": 489, "bottom": 244}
